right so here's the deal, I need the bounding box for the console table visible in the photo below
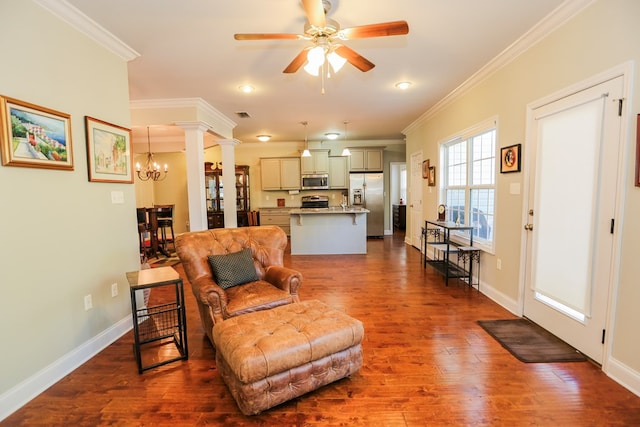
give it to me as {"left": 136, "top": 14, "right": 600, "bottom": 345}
{"left": 422, "top": 220, "right": 480, "bottom": 289}
{"left": 126, "top": 267, "right": 188, "bottom": 373}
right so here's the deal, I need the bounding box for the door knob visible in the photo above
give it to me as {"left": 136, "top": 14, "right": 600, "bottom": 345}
{"left": 524, "top": 224, "right": 534, "bottom": 230}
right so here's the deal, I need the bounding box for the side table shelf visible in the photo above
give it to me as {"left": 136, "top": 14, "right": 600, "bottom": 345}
{"left": 126, "top": 267, "right": 188, "bottom": 373}
{"left": 422, "top": 220, "right": 480, "bottom": 290}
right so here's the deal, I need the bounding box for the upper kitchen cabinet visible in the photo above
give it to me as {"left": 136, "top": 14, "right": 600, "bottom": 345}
{"left": 329, "top": 156, "right": 348, "bottom": 189}
{"left": 301, "top": 149, "right": 329, "bottom": 174}
{"left": 260, "top": 157, "right": 301, "bottom": 190}
{"left": 349, "top": 148, "right": 384, "bottom": 172}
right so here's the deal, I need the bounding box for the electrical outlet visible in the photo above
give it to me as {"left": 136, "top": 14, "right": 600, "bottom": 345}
{"left": 84, "top": 294, "right": 93, "bottom": 311}
{"left": 496, "top": 258, "right": 502, "bottom": 270}
{"left": 111, "top": 283, "right": 118, "bottom": 298}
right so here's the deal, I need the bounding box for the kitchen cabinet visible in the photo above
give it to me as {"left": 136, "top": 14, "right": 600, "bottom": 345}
{"left": 205, "top": 162, "right": 250, "bottom": 228}
{"left": 260, "top": 157, "right": 301, "bottom": 190}
{"left": 329, "top": 156, "right": 348, "bottom": 189}
{"left": 348, "top": 148, "right": 383, "bottom": 172}
{"left": 301, "top": 149, "right": 329, "bottom": 174}
{"left": 259, "top": 207, "right": 291, "bottom": 235}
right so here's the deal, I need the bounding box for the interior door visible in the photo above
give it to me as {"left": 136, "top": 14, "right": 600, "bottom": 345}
{"left": 523, "top": 76, "right": 624, "bottom": 363}
{"left": 409, "top": 151, "right": 423, "bottom": 249}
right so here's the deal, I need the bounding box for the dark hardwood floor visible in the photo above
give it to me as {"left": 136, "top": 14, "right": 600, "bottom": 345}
{"left": 5, "top": 231, "right": 640, "bottom": 426}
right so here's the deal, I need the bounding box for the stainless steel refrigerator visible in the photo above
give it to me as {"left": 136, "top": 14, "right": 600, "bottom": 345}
{"left": 349, "top": 172, "right": 384, "bottom": 237}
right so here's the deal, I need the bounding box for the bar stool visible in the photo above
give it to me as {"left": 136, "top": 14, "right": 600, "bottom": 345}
{"left": 136, "top": 208, "right": 151, "bottom": 261}
{"left": 154, "top": 204, "right": 175, "bottom": 254}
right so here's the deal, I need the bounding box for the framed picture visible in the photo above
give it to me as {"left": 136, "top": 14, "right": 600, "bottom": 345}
{"left": 428, "top": 166, "right": 436, "bottom": 186}
{"left": 422, "top": 159, "right": 430, "bottom": 179}
{"left": 635, "top": 114, "right": 640, "bottom": 187}
{"left": 0, "top": 96, "right": 73, "bottom": 170}
{"left": 85, "top": 116, "right": 133, "bottom": 183}
{"left": 500, "top": 143, "right": 521, "bottom": 173}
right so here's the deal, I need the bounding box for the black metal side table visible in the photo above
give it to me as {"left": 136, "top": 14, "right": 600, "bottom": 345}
{"left": 126, "top": 267, "right": 188, "bottom": 373}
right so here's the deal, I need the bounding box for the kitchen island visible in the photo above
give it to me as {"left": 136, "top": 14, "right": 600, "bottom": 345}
{"left": 289, "top": 207, "right": 369, "bottom": 255}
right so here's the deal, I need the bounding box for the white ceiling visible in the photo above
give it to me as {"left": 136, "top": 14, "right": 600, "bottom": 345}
{"left": 63, "top": 0, "right": 572, "bottom": 151}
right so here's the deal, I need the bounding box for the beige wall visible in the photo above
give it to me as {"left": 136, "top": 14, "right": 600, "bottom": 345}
{"left": 405, "top": 0, "right": 640, "bottom": 379}
{"left": 0, "top": 0, "right": 139, "bottom": 405}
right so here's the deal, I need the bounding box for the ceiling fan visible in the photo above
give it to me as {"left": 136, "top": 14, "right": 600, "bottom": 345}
{"left": 233, "top": 0, "right": 409, "bottom": 75}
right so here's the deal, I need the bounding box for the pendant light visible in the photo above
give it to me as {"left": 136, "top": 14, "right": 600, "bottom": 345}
{"left": 301, "top": 121, "right": 311, "bottom": 158}
{"left": 341, "top": 120, "right": 351, "bottom": 157}
{"left": 136, "top": 126, "right": 168, "bottom": 181}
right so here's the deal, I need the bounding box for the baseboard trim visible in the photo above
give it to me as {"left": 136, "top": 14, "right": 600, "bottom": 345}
{"left": 0, "top": 315, "right": 133, "bottom": 422}
{"left": 477, "top": 280, "right": 521, "bottom": 316}
{"left": 605, "top": 357, "right": 640, "bottom": 398}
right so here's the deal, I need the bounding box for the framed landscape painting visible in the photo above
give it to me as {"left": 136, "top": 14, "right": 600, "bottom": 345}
{"left": 0, "top": 96, "right": 73, "bottom": 170}
{"left": 85, "top": 116, "right": 133, "bottom": 183}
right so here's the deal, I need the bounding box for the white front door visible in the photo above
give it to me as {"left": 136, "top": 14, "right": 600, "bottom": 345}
{"left": 409, "top": 151, "right": 423, "bottom": 249}
{"left": 523, "top": 75, "right": 624, "bottom": 363}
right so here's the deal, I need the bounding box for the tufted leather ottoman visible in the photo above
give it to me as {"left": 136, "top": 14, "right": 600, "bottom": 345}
{"left": 212, "top": 299, "right": 364, "bottom": 415}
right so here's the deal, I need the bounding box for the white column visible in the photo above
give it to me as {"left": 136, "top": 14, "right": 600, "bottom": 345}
{"left": 176, "top": 121, "right": 211, "bottom": 231}
{"left": 218, "top": 139, "right": 241, "bottom": 228}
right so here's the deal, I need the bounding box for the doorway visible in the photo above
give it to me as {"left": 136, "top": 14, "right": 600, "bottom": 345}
{"left": 522, "top": 72, "right": 626, "bottom": 364}
{"left": 409, "top": 151, "right": 423, "bottom": 249}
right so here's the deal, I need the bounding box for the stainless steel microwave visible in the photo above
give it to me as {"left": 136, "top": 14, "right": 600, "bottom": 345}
{"left": 301, "top": 174, "right": 329, "bottom": 190}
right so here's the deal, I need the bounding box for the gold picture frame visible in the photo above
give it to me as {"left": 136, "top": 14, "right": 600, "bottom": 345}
{"left": 85, "top": 116, "right": 133, "bottom": 183}
{"left": 0, "top": 95, "right": 73, "bottom": 170}
{"left": 422, "top": 159, "right": 430, "bottom": 179}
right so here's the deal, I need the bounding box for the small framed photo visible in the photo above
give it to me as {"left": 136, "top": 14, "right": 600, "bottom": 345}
{"left": 85, "top": 116, "right": 133, "bottom": 183}
{"left": 500, "top": 143, "right": 521, "bottom": 173}
{"left": 428, "top": 166, "right": 436, "bottom": 186}
{"left": 0, "top": 96, "right": 73, "bottom": 170}
{"left": 422, "top": 159, "right": 430, "bottom": 179}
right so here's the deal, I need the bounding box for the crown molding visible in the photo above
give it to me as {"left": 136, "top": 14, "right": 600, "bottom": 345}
{"left": 130, "top": 98, "right": 237, "bottom": 130}
{"left": 402, "top": 0, "right": 596, "bottom": 136}
{"left": 33, "top": 0, "right": 139, "bottom": 61}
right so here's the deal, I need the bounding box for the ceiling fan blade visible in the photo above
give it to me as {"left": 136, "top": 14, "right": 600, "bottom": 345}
{"left": 234, "top": 33, "right": 301, "bottom": 41}
{"left": 283, "top": 48, "right": 310, "bottom": 73}
{"left": 301, "top": 0, "right": 326, "bottom": 28}
{"left": 335, "top": 45, "right": 375, "bottom": 72}
{"left": 338, "top": 20, "right": 409, "bottom": 39}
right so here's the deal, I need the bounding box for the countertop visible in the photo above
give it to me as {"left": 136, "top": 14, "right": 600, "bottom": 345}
{"left": 289, "top": 207, "right": 370, "bottom": 214}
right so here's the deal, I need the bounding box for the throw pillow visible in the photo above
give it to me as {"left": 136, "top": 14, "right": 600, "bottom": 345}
{"left": 208, "top": 248, "right": 258, "bottom": 289}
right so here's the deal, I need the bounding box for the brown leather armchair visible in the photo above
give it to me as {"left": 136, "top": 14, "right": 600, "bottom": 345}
{"left": 175, "top": 226, "right": 302, "bottom": 345}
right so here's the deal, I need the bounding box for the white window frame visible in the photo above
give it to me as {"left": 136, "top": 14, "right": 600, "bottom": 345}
{"left": 439, "top": 117, "right": 497, "bottom": 253}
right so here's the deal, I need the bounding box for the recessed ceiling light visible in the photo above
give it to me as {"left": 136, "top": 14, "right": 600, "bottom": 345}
{"left": 395, "top": 81, "right": 412, "bottom": 90}
{"left": 325, "top": 132, "right": 340, "bottom": 140}
{"left": 239, "top": 84, "right": 255, "bottom": 94}
{"left": 257, "top": 135, "right": 271, "bottom": 142}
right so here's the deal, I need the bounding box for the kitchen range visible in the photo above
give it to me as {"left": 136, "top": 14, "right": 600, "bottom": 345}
{"left": 289, "top": 195, "right": 369, "bottom": 255}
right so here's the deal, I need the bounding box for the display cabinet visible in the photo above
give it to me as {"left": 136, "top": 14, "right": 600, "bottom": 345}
{"left": 205, "top": 162, "right": 250, "bottom": 228}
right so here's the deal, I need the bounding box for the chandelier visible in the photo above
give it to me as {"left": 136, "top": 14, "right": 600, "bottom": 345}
{"left": 136, "top": 127, "right": 168, "bottom": 181}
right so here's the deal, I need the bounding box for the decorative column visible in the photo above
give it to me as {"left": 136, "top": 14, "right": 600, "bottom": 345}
{"left": 175, "top": 121, "right": 211, "bottom": 231}
{"left": 218, "top": 139, "right": 241, "bottom": 228}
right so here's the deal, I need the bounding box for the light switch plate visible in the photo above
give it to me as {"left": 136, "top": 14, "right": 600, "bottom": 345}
{"left": 111, "top": 191, "right": 124, "bottom": 204}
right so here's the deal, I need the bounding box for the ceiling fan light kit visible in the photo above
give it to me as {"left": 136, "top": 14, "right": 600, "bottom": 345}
{"left": 234, "top": 0, "right": 408, "bottom": 80}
